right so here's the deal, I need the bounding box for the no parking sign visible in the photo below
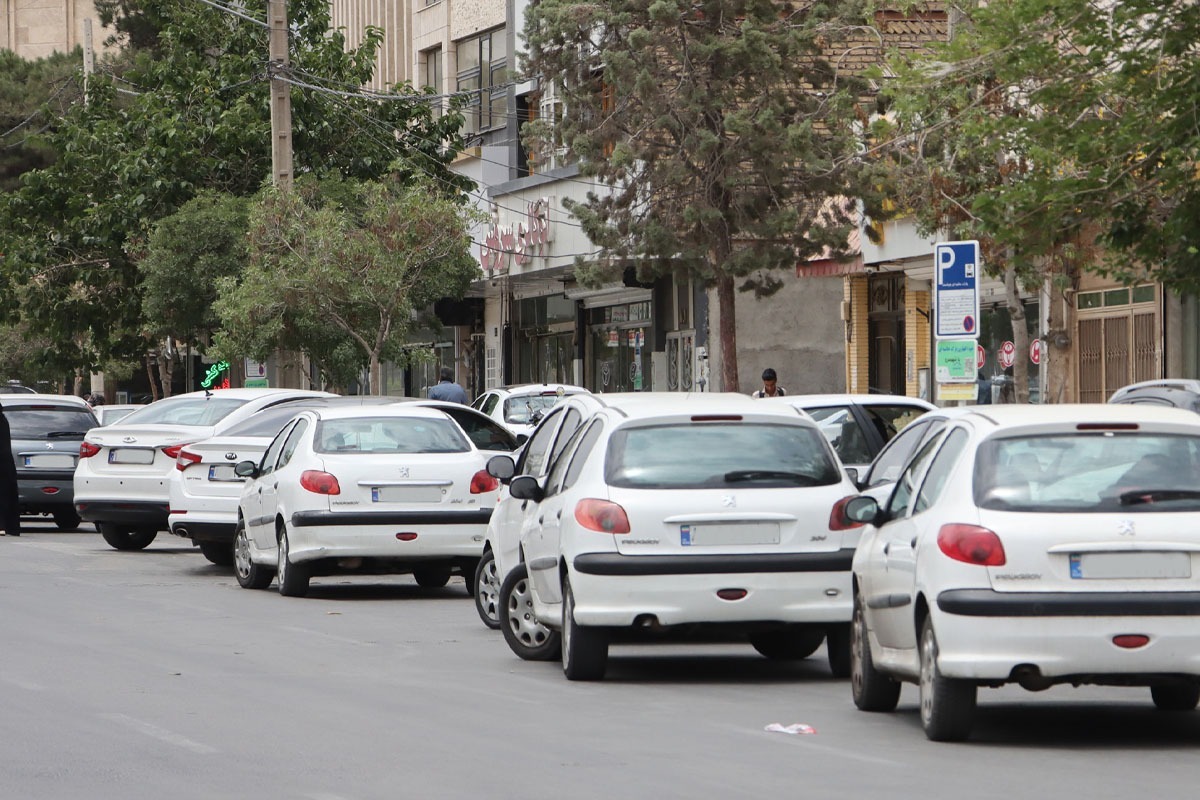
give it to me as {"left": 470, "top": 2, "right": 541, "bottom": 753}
{"left": 998, "top": 340, "right": 1016, "bottom": 369}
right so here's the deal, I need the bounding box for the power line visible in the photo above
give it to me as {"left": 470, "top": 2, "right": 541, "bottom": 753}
{"left": 193, "top": 0, "right": 268, "bottom": 28}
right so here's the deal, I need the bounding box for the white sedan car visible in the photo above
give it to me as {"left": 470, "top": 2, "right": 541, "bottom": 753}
{"left": 233, "top": 405, "right": 502, "bottom": 597}
{"left": 471, "top": 383, "right": 589, "bottom": 439}
{"left": 844, "top": 404, "right": 1200, "bottom": 741}
{"left": 75, "top": 388, "right": 334, "bottom": 550}
{"left": 509, "top": 393, "right": 864, "bottom": 680}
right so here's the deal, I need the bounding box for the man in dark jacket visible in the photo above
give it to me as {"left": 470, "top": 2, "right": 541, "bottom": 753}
{"left": 0, "top": 405, "right": 20, "bottom": 536}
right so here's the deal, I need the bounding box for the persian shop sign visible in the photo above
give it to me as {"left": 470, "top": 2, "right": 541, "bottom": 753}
{"left": 479, "top": 197, "right": 552, "bottom": 274}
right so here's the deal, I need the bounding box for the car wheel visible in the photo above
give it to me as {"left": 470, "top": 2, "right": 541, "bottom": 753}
{"left": 197, "top": 540, "right": 234, "bottom": 566}
{"left": 473, "top": 550, "right": 502, "bottom": 630}
{"left": 276, "top": 526, "right": 310, "bottom": 597}
{"left": 53, "top": 510, "right": 81, "bottom": 531}
{"left": 919, "top": 616, "right": 976, "bottom": 741}
{"left": 561, "top": 575, "right": 607, "bottom": 681}
{"left": 499, "top": 563, "right": 560, "bottom": 661}
{"left": 413, "top": 565, "right": 452, "bottom": 588}
{"left": 99, "top": 523, "right": 157, "bottom": 551}
{"left": 826, "top": 623, "right": 852, "bottom": 678}
{"left": 851, "top": 590, "right": 901, "bottom": 711}
{"left": 1151, "top": 684, "right": 1200, "bottom": 711}
{"left": 749, "top": 628, "right": 824, "bottom": 660}
{"left": 234, "top": 522, "right": 273, "bottom": 590}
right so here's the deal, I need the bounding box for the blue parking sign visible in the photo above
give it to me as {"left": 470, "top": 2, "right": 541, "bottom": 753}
{"left": 934, "top": 241, "right": 981, "bottom": 339}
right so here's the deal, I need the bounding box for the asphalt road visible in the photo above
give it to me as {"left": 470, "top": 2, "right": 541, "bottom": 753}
{"left": 3, "top": 521, "right": 1200, "bottom": 800}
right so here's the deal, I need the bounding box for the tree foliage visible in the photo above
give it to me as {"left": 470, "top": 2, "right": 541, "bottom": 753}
{"left": 0, "top": 0, "right": 468, "bottom": 374}
{"left": 0, "top": 50, "right": 83, "bottom": 194}
{"left": 522, "top": 0, "right": 880, "bottom": 390}
{"left": 214, "top": 174, "right": 483, "bottom": 392}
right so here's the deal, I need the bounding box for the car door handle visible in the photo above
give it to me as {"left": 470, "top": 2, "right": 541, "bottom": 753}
{"left": 538, "top": 515, "right": 544, "bottom": 524}
{"left": 910, "top": 537, "right": 918, "bottom": 549}
{"left": 882, "top": 543, "right": 889, "bottom": 555}
{"left": 555, "top": 510, "right": 562, "bottom": 520}
{"left": 521, "top": 501, "right": 528, "bottom": 511}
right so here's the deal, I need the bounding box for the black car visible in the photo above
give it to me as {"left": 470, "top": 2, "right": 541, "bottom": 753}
{"left": 2, "top": 394, "right": 98, "bottom": 530}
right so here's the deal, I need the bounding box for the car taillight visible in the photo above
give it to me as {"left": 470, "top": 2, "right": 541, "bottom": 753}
{"left": 828, "top": 496, "right": 865, "bottom": 531}
{"left": 937, "top": 523, "right": 1006, "bottom": 566}
{"left": 470, "top": 470, "right": 500, "bottom": 494}
{"left": 79, "top": 441, "right": 101, "bottom": 458}
{"left": 574, "top": 498, "right": 631, "bottom": 534}
{"left": 175, "top": 449, "right": 203, "bottom": 472}
{"left": 162, "top": 444, "right": 187, "bottom": 459}
{"left": 300, "top": 470, "right": 341, "bottom": 495}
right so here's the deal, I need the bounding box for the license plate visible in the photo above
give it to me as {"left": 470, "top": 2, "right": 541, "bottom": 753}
{"left": 108, "top": 448, "right": 156, "bottom": 465}
{"left": 208, "top": 464, "right": 240, "bottom": 482}
{"left": 23, "top": 454, "right": 76, "bottom": 469}
{"left": 1070, "top": 551, "right": 1191, "bottom": 580}
{"left": 371, "top": 486, "right": 444, "bottom": 503}
{"left": 680, "top": 523, "right": 780, "bottom": 547}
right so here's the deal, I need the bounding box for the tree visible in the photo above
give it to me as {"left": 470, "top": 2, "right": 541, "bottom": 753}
{"left": 522, "top": 0, "right": 880, "bottom": 391}
{"left": 214, "top": 174, "right": 483, "bottom": 392}
{"left": 0, "top": 50, "right": 83, "bottom": 193}
{"left": 0, "top": 0, "right": 469, "bottom": 375}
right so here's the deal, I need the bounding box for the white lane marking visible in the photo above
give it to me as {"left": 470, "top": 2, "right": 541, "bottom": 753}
{"left": 0, "top": 673, "right": 45, "bottom": 691}
{"left": 99, "top": 713, "right": 218, "bottom": 754}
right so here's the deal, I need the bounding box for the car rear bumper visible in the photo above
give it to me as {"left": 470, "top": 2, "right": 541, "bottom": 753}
{"left": 284, "top": 517, "right": 488, "bottom": 563}
{"left": 76, "top": 500, "right": 170, "bottom": 529}
{"left": 566, "top": 564, "right": 853, "bottom": 627}
{"left": 17, "top": 476, "right": 75, "bottom": 510}
{"left": 574, "top": 548, "right": 855, "bottom": 576}
{"left": 169, "top": 519, "right": 236, "bottom": 543}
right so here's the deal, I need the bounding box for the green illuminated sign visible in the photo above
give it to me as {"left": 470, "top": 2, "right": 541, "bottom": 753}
{"left": 201, "top": 360, "right": 230, "bottom": 389}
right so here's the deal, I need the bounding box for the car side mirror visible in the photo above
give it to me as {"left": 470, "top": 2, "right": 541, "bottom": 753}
{"left": 843, "top": 495, "right": 884, "bottom": 526}
{"left": 486, "top": 454, "right": 516, "bottom": 484}
{"left": 234, "top": 460, "right": 259, "bottom": 479}
{"left": 843, "top": 467, "right": 859, "bottom": 488}
{"left": 508, "top": 475, "right": 545, "bottom": 503}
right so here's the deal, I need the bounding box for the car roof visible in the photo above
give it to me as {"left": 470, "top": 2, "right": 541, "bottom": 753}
{"left": 166, "top": 388, "right": 335, "bottom": 401}
{"left": 0, "top": 393, "right": 93, "bottom": 409}
{"left": 767, "top": 393, "right": 936, "bottom": 409}
{"left": 490, "top": 384, "right": 589, "bottom": 397}
{"left": 595, "top": 392, "right": 812, "bottom": 421}
{"left": 1108, "top": 385, "right": 1200, "bottom": 407}
{"left": 311, "top": 404, "right": 455, "bottom": 421}
{"left": 961, "top": 403, "right": 1200, "bottom": 428}
{"left": 1109, "top": 379, "right": 1200, "bottom": 401}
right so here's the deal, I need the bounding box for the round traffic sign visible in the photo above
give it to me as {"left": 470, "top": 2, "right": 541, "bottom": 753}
{"left": 976, "top": 344, "right": 986, "bottom": 370}
{"left": 1030, "top": 338, "right": 1042, "bottom": 365}
{"left": 999, "top": 340, "right": 1016, "bottom": 369}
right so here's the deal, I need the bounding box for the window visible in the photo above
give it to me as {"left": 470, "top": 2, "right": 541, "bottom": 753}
{"left": 517, "top": 407, "right": 563, "bottom": 476}
{"left": 563, "top": 420, "right": 604, "bottom": 491}
{"left": 259, "top": 421, "right": 295, "bottom": 477}
{"left": 424, "top": 48, "right": 443, "bottom": 117}
{"left": 864, "top": 420, "right": 930, "bottom": 487}
{"left": 438, "top": 407, "right": 517, "bottom": 452}
{"left": 276, "top": 419, "right": 309, "bottom": 470}
{"left": 886, "top": 433, "right": 943, "bottom": 519}
{"left": 546, "top": 408, "right": 584, "bottom": 470}
{"left": 913, "top": 429, "right": 969, "bottom": 513}
{"left": 544, "top": 421, "right": 589, "bottom": 496}
{"left": 315, "top": 417, "right": 469, "bottom": 454}
{"left": 456, "top": 28, "right": 507, "bottom": 135}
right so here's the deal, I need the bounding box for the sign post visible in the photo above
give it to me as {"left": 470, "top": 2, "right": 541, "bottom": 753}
{"left": 934, "top": 240, "right": 982, "bottom": 404}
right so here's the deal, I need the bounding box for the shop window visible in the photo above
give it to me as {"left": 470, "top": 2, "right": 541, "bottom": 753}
{"left": 456, "top": 28, "right": 507, "bottom": 136}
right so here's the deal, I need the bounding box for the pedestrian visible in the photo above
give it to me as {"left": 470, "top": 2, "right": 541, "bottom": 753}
{"left": 426, "top": 366, "right": 470, "bottom": 404}
{"left": 0, "top": 404, "right": 20, "bottom": 536}
{"left": 976, "top": 370, "right": 993, "bottom": 405}
{"left": 751, "top": 368, "right": 786, "bottom": 398}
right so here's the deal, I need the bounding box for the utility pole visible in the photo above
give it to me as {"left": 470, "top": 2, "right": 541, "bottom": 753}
{"left": 82, "top": 18, "right": 94, "bottom": 103}
{"left": 268, "top": 0, "right": 293, "bottom": 190}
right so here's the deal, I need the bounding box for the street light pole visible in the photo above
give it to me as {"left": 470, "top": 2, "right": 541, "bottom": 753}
{"left": 268, "top": 0, "right": 293, "bottom": 190}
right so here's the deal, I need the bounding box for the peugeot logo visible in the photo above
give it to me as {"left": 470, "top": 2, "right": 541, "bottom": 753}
{"left": 721, "top": 495, "right": 736, "bottom": 508}
{"left": 122, "top": 436, "right": 137, "bottom": 443}
{"left": 1118, "top": 519, "right": 1136, "bottom": 536}
{"left": 45, "top": 442, "right": 54, "bottom": 450}
{"left": 225, "top": 452, "right": 238, "bottom": 461}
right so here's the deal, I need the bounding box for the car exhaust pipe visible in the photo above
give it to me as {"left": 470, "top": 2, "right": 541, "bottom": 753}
{"left": 1011, "top": 664, "right": 1053, "bottom": 691}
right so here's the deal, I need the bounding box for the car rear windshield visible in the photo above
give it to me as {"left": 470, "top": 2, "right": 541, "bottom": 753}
{"left": 117, "top": 396, "right": 247, "bottom": 427}
{"left": 222, "top": 406, "right": 310, "bottom": 437}
{"left": 605, "top": 422, "right": 840, "bottom": 489}
{"left": 315, "top": 417, "right": 469, "bottom": 454}
{"left": 5, "top": 406, "right": 97, "bottom": 438}
{"left": 975, "top": 432, "right": 1200, "bottom": 513}
{"left": 503, "top": 394, "right": 570, "bottom": 425}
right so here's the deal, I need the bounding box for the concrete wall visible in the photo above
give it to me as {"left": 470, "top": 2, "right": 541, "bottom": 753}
{"left": 2, "top": 0, "right": 115, "bottom": 59}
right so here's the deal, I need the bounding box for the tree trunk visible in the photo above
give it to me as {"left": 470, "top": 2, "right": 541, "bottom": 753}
{"left": 717, "top": 272, "right": 738, "bottom": 393}
{"left": 158, "top": 348, "right": 174, "bottom": 397}
{"left": 369, "top": 353, "right": 382, "bottom": 396}
{"left": 145, "top": 353, "right": 160, "bottom": 401}
{"left": 1003, "top": 263, "right": 1029, "bottom": 404}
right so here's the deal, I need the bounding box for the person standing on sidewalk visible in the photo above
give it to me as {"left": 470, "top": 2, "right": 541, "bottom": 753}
{"left": 0, "top": 405, "right": 20, "bottom": 536}
{"left": 751, "top": 368, "right": 786, "bottom": 398}
{"left": 427, "top": 367, "right": 470, "bottom": 405}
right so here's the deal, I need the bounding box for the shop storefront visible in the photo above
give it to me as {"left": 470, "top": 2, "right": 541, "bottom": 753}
{"left": 513, "top": 294, "right": 576, "bottom": 385}
{"left": 586, "top": 296, "right": 654, "bottom": 393}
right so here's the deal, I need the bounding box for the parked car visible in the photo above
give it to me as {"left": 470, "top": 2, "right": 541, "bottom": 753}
{"left": 472, "top": 393, "right": 616, "bottom": 660}
{"left": 508, "top": 392, "right": 863, "bottom": 681}
{"left": 0, "top": 381, "right": 36, "bottom": 394}
{"left": 170, "top": 396, "right": 517, "bottom": 568}
{"left": 1109, "top": 380, "right": 1200, "bottom": 412}
{"left": 74, "top": 388, "right": 335, "bottom": 551}
{"left": 843, "top": 404, "right": 1200, "bottom": 741}
{"left": 854, "top": 407, "right": 976, "bottom": 495}
{"left": 92, "top": 404, "right": 145, "bottom": 426}
{"left": 764, "top": 394, "right": 935, "bottom": 473}
{"left": 232, "top": 404, "right": 503, "bottom": 597}
{"left": 2, "top": 394, "right": 97, "bottom": 530}
{"left": 471, "top": 383, "right": 590, "bottom": 439}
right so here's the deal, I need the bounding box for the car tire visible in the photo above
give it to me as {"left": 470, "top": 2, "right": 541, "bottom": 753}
{"left": 851, "top": 590, "right": 901, "bottom": 711}
{"left": 826, "top": 623, "right": 852, "bottom": 678}
{"left": 413, "top": 565, "right": 452, "bottom": 588}
{"left": 919, "top": 616, "right": 976, "bottom": 742}
{"left": 99, "top": 523, "right": 157, "bottom": 551}
{"left": 276, "top": 527, "right": 310, "bottom": 597}
{"left": 197, "top": 540, "right": 234, "bottom": 566}
{"left": 749, "top": 628, "right": 825, "bottom": 660}
{"left": 234, "top": 522, "right": 273, "bottom": 590}
{"left": 562, "top": 575, "right": 607, "bottom": 681}
{"left": 473, "top": 550, "right": 502, "bottom": 630}
{"left": 53, "top": 510, "right": 81, "bottom": 531}
{"left": 1151, "top": 684, "right": 1200, "bottom": 711}
{"left": 499, "top": 563, "right": 560, "bottom": 661}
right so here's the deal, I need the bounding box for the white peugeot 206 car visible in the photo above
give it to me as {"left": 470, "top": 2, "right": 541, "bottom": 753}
{"left": 843, "top": 404, "right": 1200, "bottom": 742}
{"left": 232, "top": 404, "right": 502, "bottom": 597}
{"left": 507, "top": 392, "right": 865, "bottom": 681}
{"left": 74, "top": 388, "right": 334, "bottom": 550}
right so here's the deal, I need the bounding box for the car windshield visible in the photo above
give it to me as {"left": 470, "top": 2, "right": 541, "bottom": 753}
{"left": 315, "top": 417, "right": 469, "bottom": 454}
{"left": 975, "top": 432, "right": 1200, "bottom": 513}
{"left": 116, "top": 396, "right": 248, "bottom": 427}
{"left": 503, "top": 393, "right": 570, "bottom": 424}
{"left": 5, "top": 406, "right": 97, "bottom": 438}
{"left": 605, "top": 422, "right": 840, "bottom": 489}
